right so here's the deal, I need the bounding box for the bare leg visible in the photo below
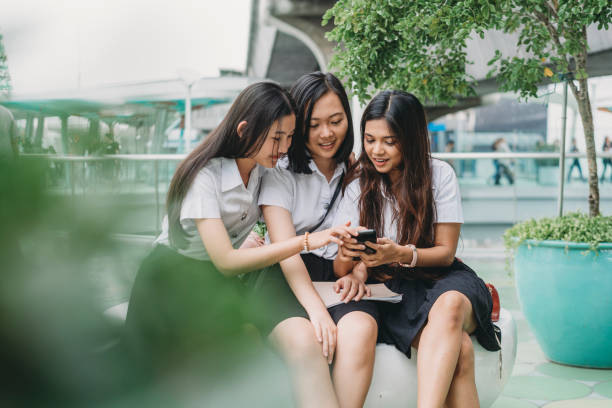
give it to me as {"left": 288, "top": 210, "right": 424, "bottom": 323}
{"left": 412, "top": 291, "right": 478, "bottom": 408}
{"left": 270, "top": 317, "right": 339, "bottom": 408}
{"left": 332, "top": 311, "right": 378, "bottom": 408}
{"left": 446, "top": 332, "right": 479, "bottom": 408}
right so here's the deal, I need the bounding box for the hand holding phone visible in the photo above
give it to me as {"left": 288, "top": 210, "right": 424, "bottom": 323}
{"left": 353, "top": 229, "right": 377, "bottom": 260}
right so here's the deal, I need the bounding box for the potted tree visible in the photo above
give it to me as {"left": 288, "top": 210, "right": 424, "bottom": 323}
{"left": 324, "top": 0, "right": 612, "bottom": 367}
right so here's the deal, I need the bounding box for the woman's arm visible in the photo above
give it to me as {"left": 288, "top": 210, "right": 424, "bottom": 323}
{"left": 333, "top": 241, "right": 358, "bottom": 277}
{"left": 196, "top": 218, "right": 349, "bottom": 277}
{"left": 261, "top": 205, "right": 340, "bottom": 363}
{"left": 261, "top": 205, "right": 331, "bottom": 314}
{"left": 359, "top": 223, "right": 461, "bottom": 268}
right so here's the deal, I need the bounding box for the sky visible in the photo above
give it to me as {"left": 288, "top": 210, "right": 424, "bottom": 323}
{"left": 0, "top": 0, "right": 252, "bottom": 94}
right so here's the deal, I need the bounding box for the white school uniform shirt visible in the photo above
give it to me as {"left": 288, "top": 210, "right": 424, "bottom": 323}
{"left": 155, "top": 157, "right": 263, "bottom": 261}
{"left": 258, "top": 156, "right": 346, "bottom": 260}
{"left": 334, "top": 159, "right": 463, "bottom": 243}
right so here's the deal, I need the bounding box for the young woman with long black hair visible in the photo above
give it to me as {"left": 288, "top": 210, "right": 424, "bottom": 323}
{"left": 124, "top": 82, "right": 353, "bottom": 370}
{"left": 253, "top": 72, "right": 378, "bottom": 408}
{"left": 334, "top": 90, "right": 500, "bottom": 408}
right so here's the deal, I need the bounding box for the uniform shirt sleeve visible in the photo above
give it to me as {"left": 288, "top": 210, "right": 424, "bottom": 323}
{"left": 333, "top": 179, "right": 361, "bottom": 228}
{"left": 180, "top": 168, "right": 221, "bottom": 221}
{"left": 433, "top": 160, "right": 464, "bottom": 223}
{"left": 258, "top": 167, "right": 295, "bottom": 211}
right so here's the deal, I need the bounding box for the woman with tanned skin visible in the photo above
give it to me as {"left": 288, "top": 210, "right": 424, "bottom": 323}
{"left": 334, "top": 90, "right": 500, "bottom": 408}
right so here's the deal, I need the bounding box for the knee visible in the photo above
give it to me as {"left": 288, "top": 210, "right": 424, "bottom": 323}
{"left": 270, "top": 318, "right": 322, "bottom": 364}
{"left": 429, "top": 291, "right": 469, "bottom": 329}
{"left": 337, "top": 312, "right": 378, "bottom": 355}
{"left": 454, "top": 332, "right": 475, "bottom": 379}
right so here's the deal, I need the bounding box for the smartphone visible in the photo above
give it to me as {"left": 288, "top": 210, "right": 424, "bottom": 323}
{"left": 353, "top": 229, "right": 377, "bottom": 260}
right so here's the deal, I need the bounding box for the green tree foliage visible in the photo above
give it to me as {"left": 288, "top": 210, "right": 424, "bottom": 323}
{"left": 0, "top": 33, "right": 11, "bottom": 98}
{"left": 323, "top": 0, "right": 612, "bottom": 216}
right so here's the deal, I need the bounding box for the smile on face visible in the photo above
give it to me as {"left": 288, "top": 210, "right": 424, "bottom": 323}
{"left": 253, "top": 114, "right": 295, "bottom": 168}
{"left": 364, "top": 118, "right": 402, "bottom": 181}
{"left": 305, "top": 91, "right": 348, "bottom": 161}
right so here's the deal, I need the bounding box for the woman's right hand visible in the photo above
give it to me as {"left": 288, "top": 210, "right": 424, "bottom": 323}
{"left": 308, "top": 309, "right": 337, "bottom": 364}
{"left": 335, "top": 225, "right": 367, "bottom": 262}
{"left": 308, "top": 223, "right": 356, "bottom": 250}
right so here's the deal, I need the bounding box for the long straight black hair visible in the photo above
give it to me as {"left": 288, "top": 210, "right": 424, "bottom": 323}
{"left": 167, "top": 82, "right": 295, "bottom": 249}
{"left": 287, "top": 72, "right": 354, "bottom": 174}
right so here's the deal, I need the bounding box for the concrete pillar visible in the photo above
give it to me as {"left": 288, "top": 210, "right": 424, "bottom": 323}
{"left": 34, "top": 114, "right": 45, "bottom": 150}
{"left": 24, "top": 113, "right": 34, "bottom": 144}
{"left": 88, "top": 118, "right": 100, "bottom": 154}
{"left": 60, "top": 115, "right": 69, "bottom": 154}
{"left": 152, "top": 108, "right": 169, "bottom": 153}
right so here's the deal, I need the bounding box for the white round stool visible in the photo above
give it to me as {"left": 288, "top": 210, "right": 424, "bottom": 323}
{"left": 105, "top": 303, "right": 516, "bottom": 408}
{"left": 364, "top": 308, "right": 517, "bottom": 408}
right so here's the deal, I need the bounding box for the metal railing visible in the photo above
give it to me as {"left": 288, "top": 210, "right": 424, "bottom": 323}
{"left": 19, "top": 152, "right": 612, "bottom": 233}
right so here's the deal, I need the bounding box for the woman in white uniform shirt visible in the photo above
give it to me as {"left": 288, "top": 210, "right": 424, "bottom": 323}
{"left": 335, "top": 91, "right": 500, "bottom": 408}
{"left": 124, "top": 82, "right": 352, "bottom": 372}
{"left": 255, "top": 72, "right": 379, "bottom": 408}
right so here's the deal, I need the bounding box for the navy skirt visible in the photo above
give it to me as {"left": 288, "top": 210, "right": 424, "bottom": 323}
{"left": 378, "top": 259, "right": 501, "bottom": 358}
{"left": 245, "top": 253, "right": 381, "bottom": 335}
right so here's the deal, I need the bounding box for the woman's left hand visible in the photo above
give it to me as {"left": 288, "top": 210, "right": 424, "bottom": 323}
{"left": 359, "top": 237, "right": 400, "bottom": 267}
{"left": 239, "top": 231, "right": 265, "bottom": 249}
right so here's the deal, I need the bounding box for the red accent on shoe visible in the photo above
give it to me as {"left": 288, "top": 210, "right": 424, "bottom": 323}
{"left": 486, "top": 283, "right": 500, "bottom": 322}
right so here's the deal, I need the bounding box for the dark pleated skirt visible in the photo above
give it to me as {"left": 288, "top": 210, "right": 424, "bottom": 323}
{"left": 378, "top": 259, "right": 501, "bottom": 358}
{"left": 245, "top": 253, "right": 381, "bottom": 335}
{"left": 123, "top": 244, "right": 270, "bottom": 369}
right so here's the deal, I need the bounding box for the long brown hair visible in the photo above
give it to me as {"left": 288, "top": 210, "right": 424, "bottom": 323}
{"left": 167, "top": 82, "right": 295, "bottom": 249}
{"left": 348, "top": 90, "right": 436, "bottom": 279}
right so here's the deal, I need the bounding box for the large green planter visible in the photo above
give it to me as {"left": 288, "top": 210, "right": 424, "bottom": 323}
{"left": 514, "top": 240, "right": 612, "bottom": 368}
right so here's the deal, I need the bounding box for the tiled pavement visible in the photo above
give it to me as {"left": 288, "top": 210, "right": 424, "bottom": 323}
{"left": 465, "top": 257, "right": 612, "bottom": 408}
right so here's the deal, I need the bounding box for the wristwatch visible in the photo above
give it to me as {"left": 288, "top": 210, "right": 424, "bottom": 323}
{"left": 398, "top": 244, "right": 417, "bottom": 268}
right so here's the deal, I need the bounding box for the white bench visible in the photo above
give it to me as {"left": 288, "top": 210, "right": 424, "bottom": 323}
{"left": 105, "top": 303, "right": 516, "bottom": 408}
{"left": 364, "top": 308, "right": 516, "bottom": 408}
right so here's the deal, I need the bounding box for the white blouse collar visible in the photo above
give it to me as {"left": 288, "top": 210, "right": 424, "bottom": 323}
{"left": 220, "top": 157, "right": 260, "bottom": 192}
{"left": 308, "top": 159, "right": 346, "bottom": 181}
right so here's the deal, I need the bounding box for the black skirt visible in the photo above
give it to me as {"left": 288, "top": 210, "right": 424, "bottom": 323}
{"left": 245, "top": 253, "right": 381, "bottom": 335}
{"left": 123, "top": 244, "right": 271, "bottom": 367}
{"left": 378, "top": 259, "right": 501, "bottom": 358}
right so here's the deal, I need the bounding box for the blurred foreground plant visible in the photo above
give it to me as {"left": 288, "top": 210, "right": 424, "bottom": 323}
{"left": 0, "top": 157, "right": 291, "bottom": 407}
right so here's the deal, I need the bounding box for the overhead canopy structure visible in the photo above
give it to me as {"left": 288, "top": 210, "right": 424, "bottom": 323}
{"left": 0, "top": 76, "right": 257, "bottom": 153}
{"left": 0, "top": 76, "right": 254, "bottom": 122}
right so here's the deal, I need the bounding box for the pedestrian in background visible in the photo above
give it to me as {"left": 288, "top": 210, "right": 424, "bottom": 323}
{"left": 567, "top": 138, "right": 585, "bottom": 182}
{"left": 601, "top": 136, "right": 612, "bottom": 183}
{"left": 492, "top": 137, "right": 514, "bottom": 185}
{"left": 444, "top": 139, "right": 456, "bottom": 172}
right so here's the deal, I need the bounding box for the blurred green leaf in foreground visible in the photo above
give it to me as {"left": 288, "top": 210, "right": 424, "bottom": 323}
{"left": 0, "top": 157, "right": 292, "bottom": 407}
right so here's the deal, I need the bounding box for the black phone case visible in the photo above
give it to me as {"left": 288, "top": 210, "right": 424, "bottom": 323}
{"left": 353, "top": 230, "right": 377, "bottom": 260}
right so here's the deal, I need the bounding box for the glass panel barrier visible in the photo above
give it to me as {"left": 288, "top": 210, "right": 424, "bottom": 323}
{"left": 20, "top": 153, "right": 612, "bottom": 241}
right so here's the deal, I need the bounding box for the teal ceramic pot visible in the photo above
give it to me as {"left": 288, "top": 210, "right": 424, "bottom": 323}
{"left": 515, "top": 240, "right": 612, "bottom": 368}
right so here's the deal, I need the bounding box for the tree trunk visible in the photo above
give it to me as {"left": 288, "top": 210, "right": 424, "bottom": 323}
{"left": 569, "top": 45, "right": 600, "bottom": 216}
